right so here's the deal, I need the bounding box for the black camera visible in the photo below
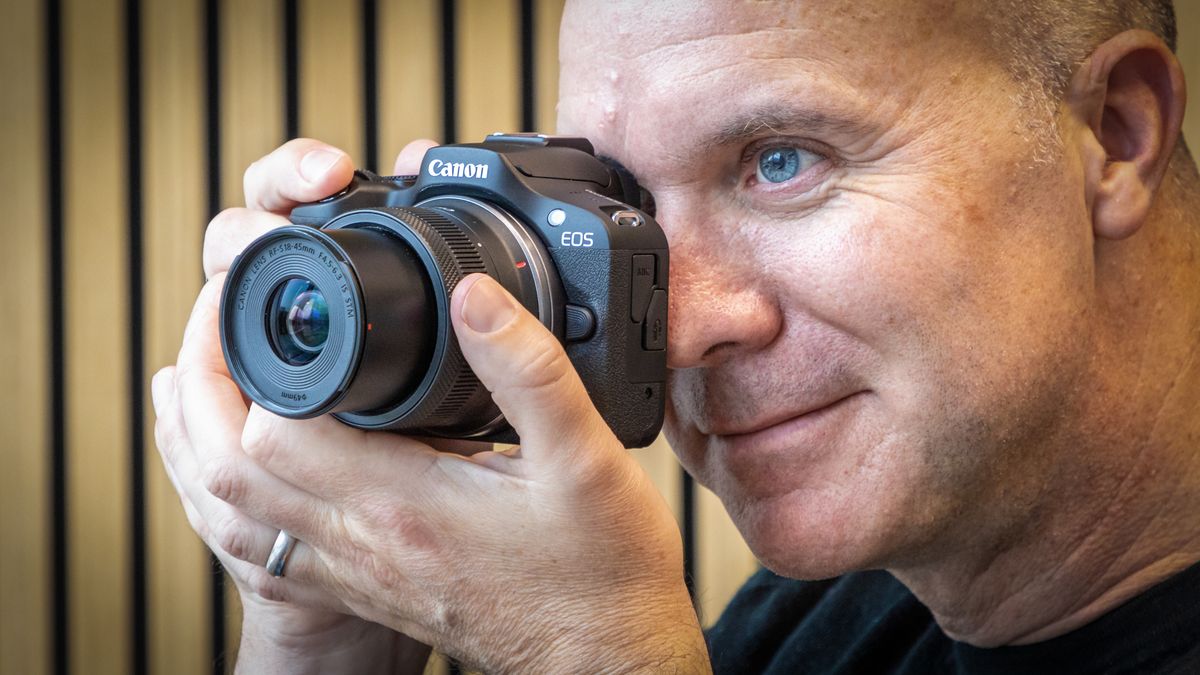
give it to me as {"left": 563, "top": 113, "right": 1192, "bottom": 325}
{"left": 219, "top": 134, "right": 668, "bottom": 447}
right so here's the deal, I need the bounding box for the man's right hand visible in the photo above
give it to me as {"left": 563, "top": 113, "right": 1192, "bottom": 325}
{"left": 156, "top": 137, "right": 438, "bottom": 673}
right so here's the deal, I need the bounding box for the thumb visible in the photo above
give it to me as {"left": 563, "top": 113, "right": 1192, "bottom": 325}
{"left": 450, "top": 273, "right": 620, "bottom": 471}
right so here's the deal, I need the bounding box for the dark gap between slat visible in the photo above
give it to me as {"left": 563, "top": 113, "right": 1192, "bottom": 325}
{"left": 204, "top": 0, "right": 227, "bottom": 671}
{"left": 362, "top": 0, "right": 379, "bottom": 172}
{"left": 440, "top": 0, "right": 457, "bottom": 144}
{"left": 519, "top": 0, "right": 535, "bottom": 132}
{"left": 284, "top": 0, "right": 299, "bottom": 140}
{"left": 124, "top": 0, "right": 148, "bottom": 671}
{"left": 682, "top": 470, "right": 698, "bottom": 610}
{"left": 45, "top": 0, "right": 68, "bottom": 671}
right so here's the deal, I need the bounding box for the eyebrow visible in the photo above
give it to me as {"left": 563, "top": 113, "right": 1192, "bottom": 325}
{"left": 703, "top": 106, "right": 874, "bottom": 148}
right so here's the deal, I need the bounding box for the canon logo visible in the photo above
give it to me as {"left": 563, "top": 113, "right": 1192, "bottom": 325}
{"left": 427, "top": 159, "right": 489, "bottom": 179}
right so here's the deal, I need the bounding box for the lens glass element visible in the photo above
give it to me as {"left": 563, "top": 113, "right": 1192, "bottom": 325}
{"left": 268, "top": 278, "right": 329, "bottom": 365}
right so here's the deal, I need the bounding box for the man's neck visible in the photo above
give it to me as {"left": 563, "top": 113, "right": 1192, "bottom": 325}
{"left": 892, "top": 476, "right": 1200, "bottom": 646}
{"left": 892, "top": 218, "right": 1200, "bottom": 647}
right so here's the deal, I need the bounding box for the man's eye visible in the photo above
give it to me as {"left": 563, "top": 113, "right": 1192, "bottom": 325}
{"left": 755, "top": 146, "right": 820, "bottom": 184}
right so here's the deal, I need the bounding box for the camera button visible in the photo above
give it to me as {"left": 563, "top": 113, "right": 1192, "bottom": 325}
{"left": 564, "top": 304, "right": 596, "bottom": 342}
{"left": 631, "top": 254, "right": 657, "bottom": 322}
{"left": 643, "top": 290, "right": 667, "bottom": 351}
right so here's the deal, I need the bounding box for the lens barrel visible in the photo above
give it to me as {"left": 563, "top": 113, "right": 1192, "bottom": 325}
{"left": 220, "top": 205, "right": 560, "bottom": 438}
{"left": 221, "top": 224, "right": 436, "bottom": 418}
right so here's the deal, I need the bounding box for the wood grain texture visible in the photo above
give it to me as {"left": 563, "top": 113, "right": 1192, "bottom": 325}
{"left": 63, "top": 0, "right": 132, "bottom": 671}
{"left": 218, "top": 0, "right": 288, "bottom": 665}
{"left": 299, "top": 0, "right": 363, "bottom": 162}
{"left": 220, "top": 0, "right": 283, "bottom": 212}
{"left": 534, "top": 0, "right": 563, "bottom": 132}
{"left": 143, "top": 0, "right": 211, "bottom": 671}
{"left": 0, "top": 0, "right": 50, "bottom": 671}
{"left": 457, "top": 0, "right": 519, "bottom": 142}
{"left": 695, "top": 484, "right": 758, "bottom": 627}
{"left": 378, "top": 0, "right": 441, "bottom": 163}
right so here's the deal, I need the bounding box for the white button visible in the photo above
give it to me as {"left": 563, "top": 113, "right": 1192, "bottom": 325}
{"left": 547, "top": 209, "right": 567, "bottom": 227}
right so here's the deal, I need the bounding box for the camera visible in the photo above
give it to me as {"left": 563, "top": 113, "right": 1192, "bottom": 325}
{"left": 219, "top": 134, "right": 668, "bottom": 447}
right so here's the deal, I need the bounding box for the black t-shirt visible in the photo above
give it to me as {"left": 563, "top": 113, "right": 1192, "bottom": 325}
{"left": 706, "top": 560, "right": 1200, "bottom": 674}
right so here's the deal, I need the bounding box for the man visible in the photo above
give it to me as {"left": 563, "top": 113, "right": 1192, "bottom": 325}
{"left": 152, "top": 0, "right": 1200, "bottom": 671}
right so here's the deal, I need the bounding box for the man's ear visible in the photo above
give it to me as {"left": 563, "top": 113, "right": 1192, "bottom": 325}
{"left": 1065, "top": 29, "right": 1187, "bottom": 241}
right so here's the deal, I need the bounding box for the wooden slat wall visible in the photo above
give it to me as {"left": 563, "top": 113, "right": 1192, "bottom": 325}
{"left": 0, "top": 0, "right": 49, "bottom": 671}
{"left": 457, "top": 0, "right": 520, "bottom": 140}
{"left": 23, "top": 1, "right": 1200, "bottom": 673}
{"left": 143, "top": 0, "right": 210, "bottom": 672}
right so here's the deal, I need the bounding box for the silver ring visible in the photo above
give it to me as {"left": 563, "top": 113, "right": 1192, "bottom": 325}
{"left": 265, "top": 530, "right": 298, "bottom": 578}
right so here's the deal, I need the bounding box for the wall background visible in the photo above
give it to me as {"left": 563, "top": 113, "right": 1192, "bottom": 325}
{"left": 2, "top": 2, "right": 1199, "bottom": 674}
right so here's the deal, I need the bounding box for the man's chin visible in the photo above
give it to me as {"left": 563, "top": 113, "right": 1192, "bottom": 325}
{"left": 726, "top": 488, "right": 889, "bottom": 581}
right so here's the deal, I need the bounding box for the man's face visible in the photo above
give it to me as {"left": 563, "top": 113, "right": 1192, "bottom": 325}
{"left": 558, "top": 0, "right": 1099, "bottom": 578}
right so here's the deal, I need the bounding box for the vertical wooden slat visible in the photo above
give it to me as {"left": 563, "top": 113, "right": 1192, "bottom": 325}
{"left": 220, "top": 0, "right": 284, "bottom": 212}
{"left": 218, "top": 0, "right": 287, "bottom": 666}
{"left": 378, "top": 0, "right": 441, "bottom": 163}
{"left": 696, "top": 485, "right": 758, "bottom": 626}
{"left": 533, "top": 0, "right": 563, "bottom": 133}
{"left": 143, "top": 0, "right": 212, "bottom": 672}
{"left": 0, "top": 0, "right": 50, "bottom": 672}
{"left": 63, "top": 0, "right": 132, "bottom": 671}
{"left": 299, "top": 0, "right": 363, "bottom": 163}
{"left": 456, "top": 0, "right": 520, "bottom": 142}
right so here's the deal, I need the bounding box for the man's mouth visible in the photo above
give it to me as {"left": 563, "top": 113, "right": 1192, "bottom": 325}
{"left": 708, "top": 390, "right": 869, "bottom": 455}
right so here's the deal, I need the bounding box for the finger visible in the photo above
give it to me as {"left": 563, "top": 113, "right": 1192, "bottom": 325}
{"left": 240, "top": 404, "right": 443, "bottom": 504}
{"left": 174, "top": 277, "right": 331, "bottom": 543}
{"left": 155, "top": 367, "right": 340, "bottom": 594}
{"left": 202, "top": 207, "right": 292, "bottom": 279}
{"left": 392, "top": 139, "right": 439, "bottom": 175}
{"left": 243, "top": 138, "right": 354, "bottom": 213}
{"left": 449, "top": 274, "right": 622, "bottom": 475}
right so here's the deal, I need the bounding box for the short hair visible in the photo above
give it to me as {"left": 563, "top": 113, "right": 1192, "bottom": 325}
{"left": 987, "top": 0, "right": 1177, "bottom": 104}
{"left": 984, "top": 1, "right": 1185, "bottom": 166}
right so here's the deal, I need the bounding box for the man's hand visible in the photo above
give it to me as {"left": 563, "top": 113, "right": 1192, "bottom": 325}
{"left": 154, "top": 138, "right": 709, "bottom": 671}
{"left": 154, "top": 138, "right": 436, "bottom": 673}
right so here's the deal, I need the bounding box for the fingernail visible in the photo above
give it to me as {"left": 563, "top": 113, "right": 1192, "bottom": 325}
{"left": 460, "top": 275, "right": 516, "bottom": 333}
{"left": 151, "top": 369, "right": 174, "bottom": 413}
{"left": 299, "top": 148, "right": 343, "bottom": 183}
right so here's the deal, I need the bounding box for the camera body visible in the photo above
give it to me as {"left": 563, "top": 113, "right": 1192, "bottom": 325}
{"left": 220, "top": 134, "right": 668, "bottom": 448}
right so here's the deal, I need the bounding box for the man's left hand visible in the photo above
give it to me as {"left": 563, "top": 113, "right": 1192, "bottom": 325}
{"left": 154, "top": 267, "right": 707, "bottom": 672}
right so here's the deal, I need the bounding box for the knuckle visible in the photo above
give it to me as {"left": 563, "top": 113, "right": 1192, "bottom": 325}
{"left": 509, "top": 334, "right": 576, "bottom": 397}
{"left": 240, "top": 414, "right": 280, "bottom": 467}
{"left": 213, "top": 513, "right": 254, "bottom": 561}
{"left": 202, "top": 457, "right": 246, "bottom": 505}
{"left": 242, "top": 159, "right": 265, "bottom": 201}
{"left": 153, "top": 415, "right": 181, "bottom": 462}
{"left": 247, "top": 566, "right": 290, "bottom": 603}
{"left": 202, "top": 207, "right": 246, "bottom": 275}
{"left": 204, "top": 207, "right": 244, "bottom": 246}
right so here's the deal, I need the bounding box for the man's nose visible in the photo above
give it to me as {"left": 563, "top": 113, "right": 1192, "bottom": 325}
{"left": 662, "top": 215, "right": 783, "bottom": 369}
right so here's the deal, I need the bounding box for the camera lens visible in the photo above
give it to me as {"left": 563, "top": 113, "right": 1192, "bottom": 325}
{"left": 220, "top": 203, "right": 560, "bottom": 438}
{"left": 268, "top": 278, "right": 329, "bottom": 365}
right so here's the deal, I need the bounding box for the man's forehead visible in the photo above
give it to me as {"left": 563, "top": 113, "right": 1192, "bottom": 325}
{"left": 560, "top": 0, "right": 979, "bottom": 57}
{"left": 557, "top": 0, "right": 988, "bottom": 174}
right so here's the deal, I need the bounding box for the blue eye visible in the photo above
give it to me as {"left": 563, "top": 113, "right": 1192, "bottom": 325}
{"left": 756, "top": 146, "right": 815, "bottom": 184}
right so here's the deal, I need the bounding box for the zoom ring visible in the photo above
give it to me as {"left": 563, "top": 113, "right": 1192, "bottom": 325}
{"left": 382, "top": 207, "right": 499, "bottom": 432}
